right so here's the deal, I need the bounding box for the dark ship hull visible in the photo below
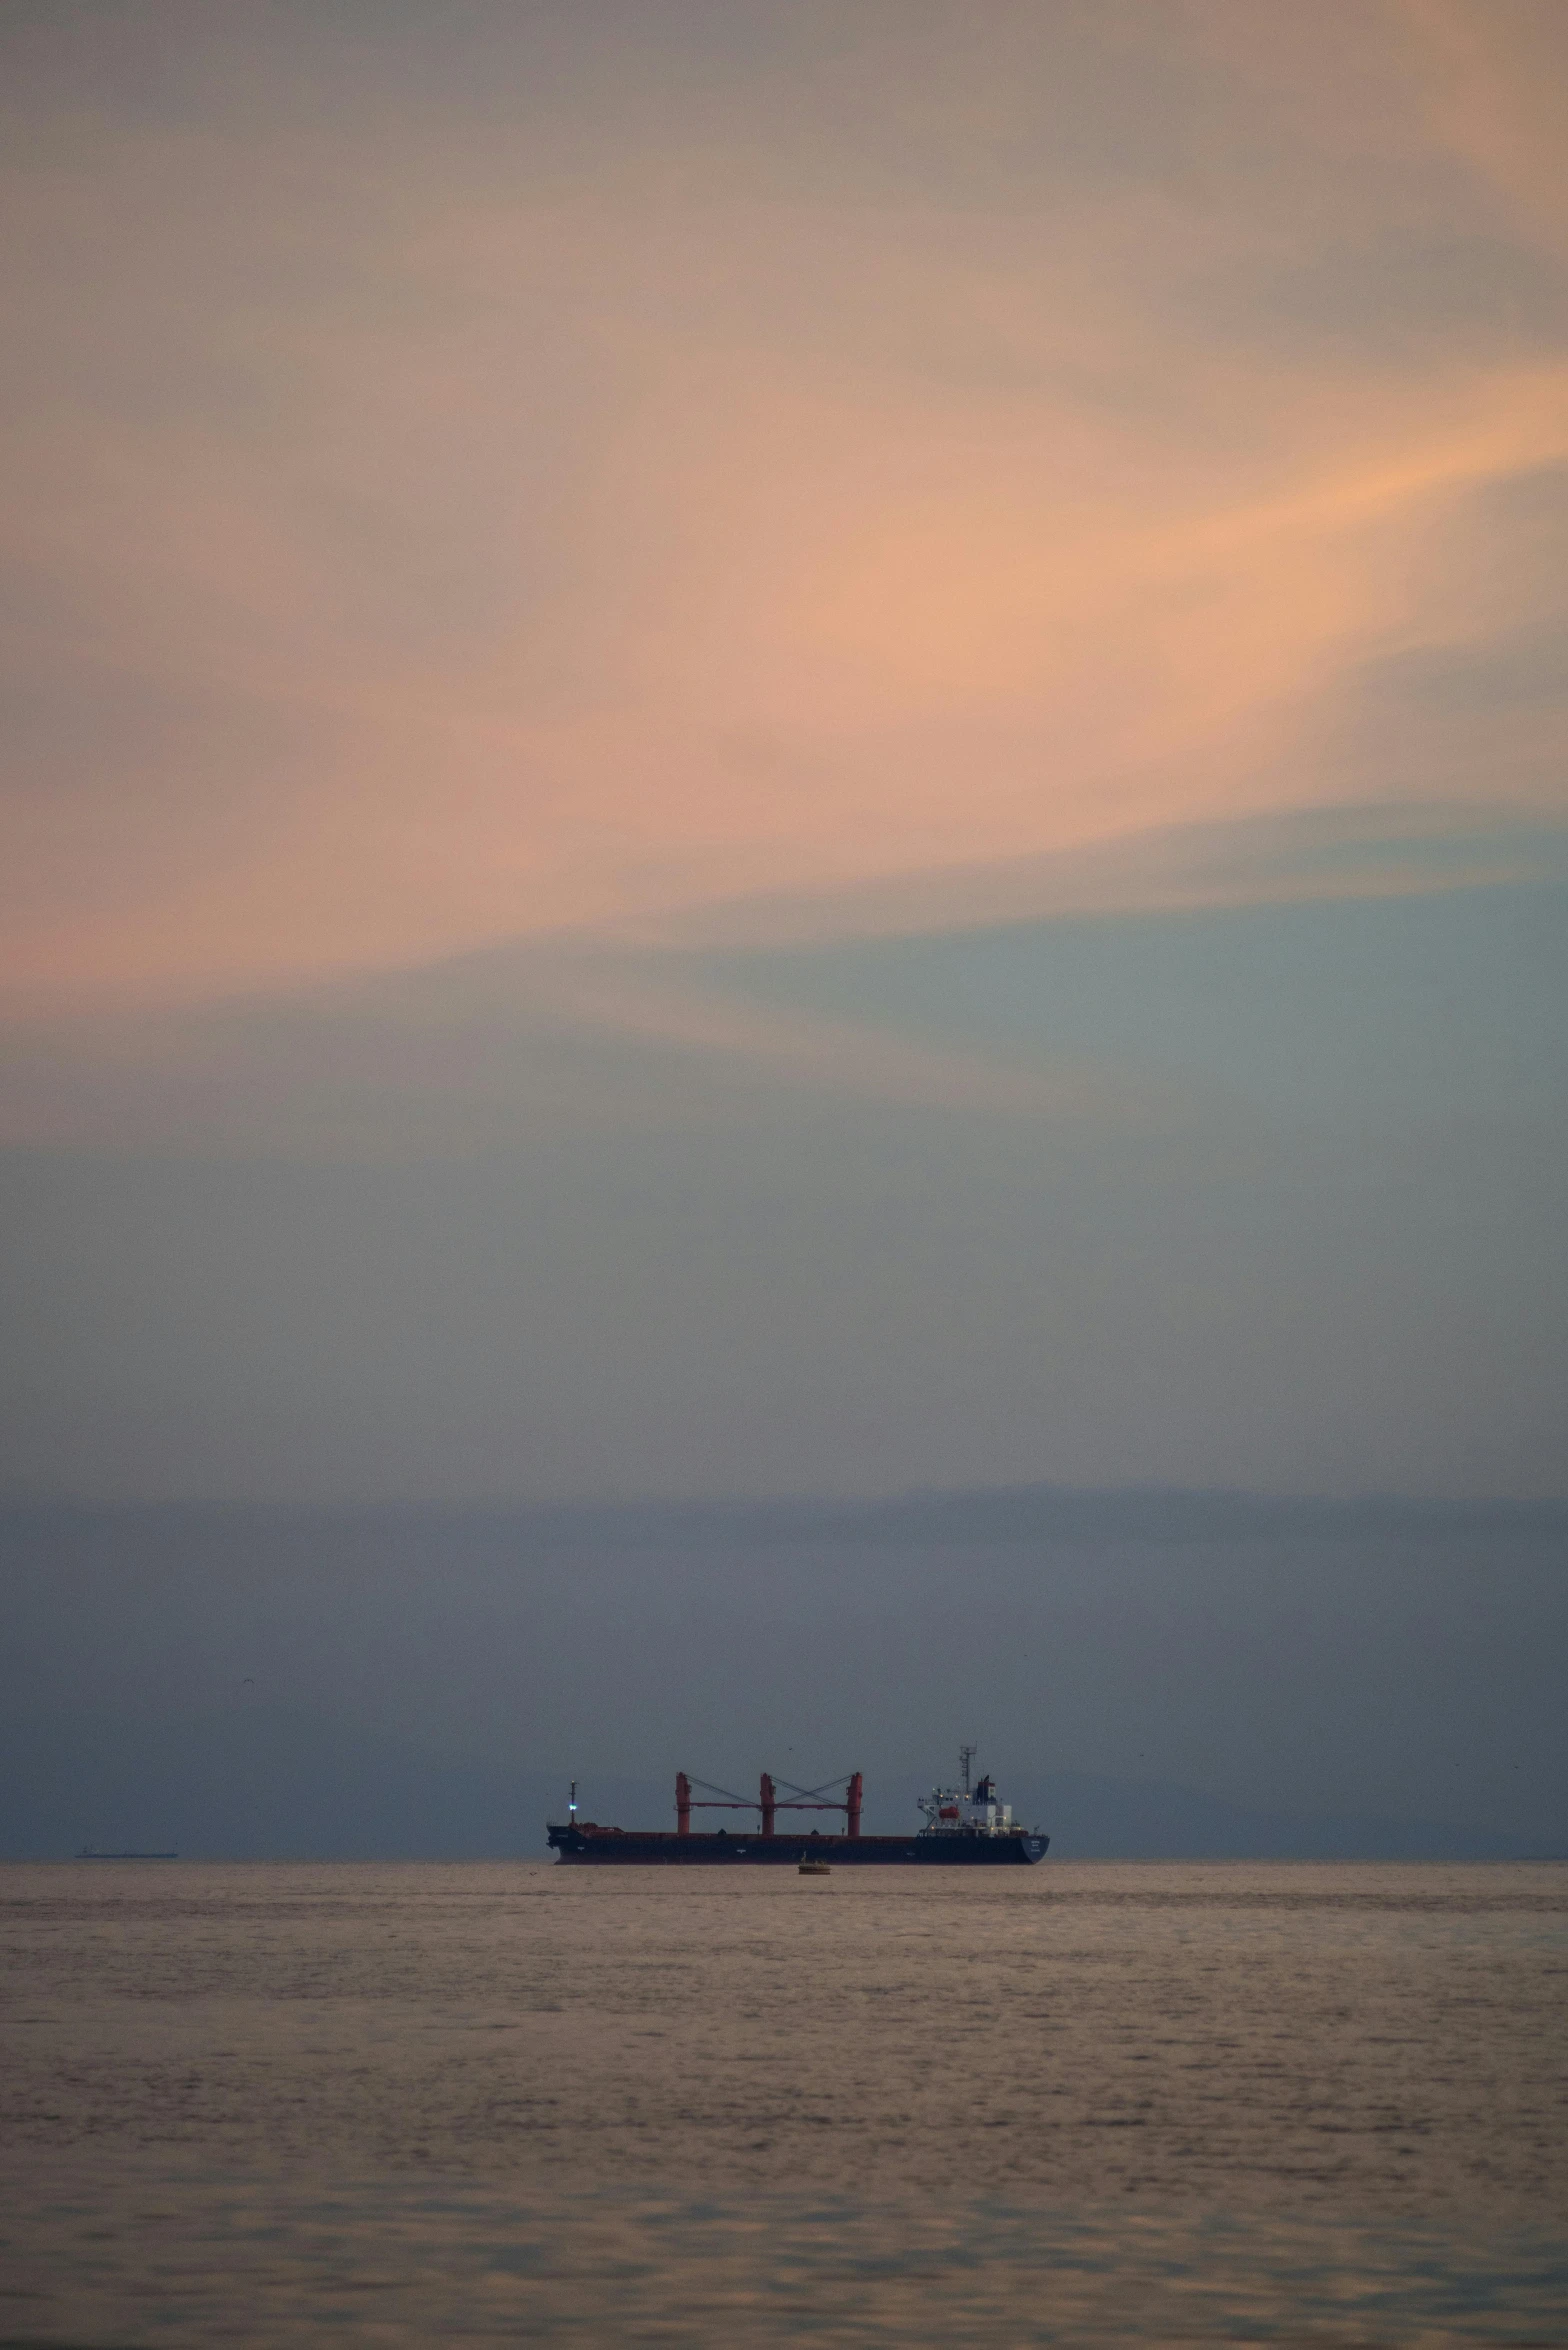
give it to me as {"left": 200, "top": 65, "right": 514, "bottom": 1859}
{"left": 547, "top": 1825, "right": 1048, "bottom": 1865}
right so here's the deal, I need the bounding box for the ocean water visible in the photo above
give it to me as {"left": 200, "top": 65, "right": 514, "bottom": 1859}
{"left": 2, "top": 1860, "right": 1565, "bottom": 2344}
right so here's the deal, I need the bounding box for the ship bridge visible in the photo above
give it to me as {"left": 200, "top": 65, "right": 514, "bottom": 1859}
{"left": 916, "top": 1746, "right": 1016, "bottom": 1835}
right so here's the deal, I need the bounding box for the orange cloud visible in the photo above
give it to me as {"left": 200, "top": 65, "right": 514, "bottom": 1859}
{"left": 1, "top": 2, "right": 1565, "bottom": 1028}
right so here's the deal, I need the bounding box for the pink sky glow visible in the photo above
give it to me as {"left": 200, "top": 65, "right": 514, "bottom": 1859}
{"left": 2, "top": 0, "right": 1565, "bottom": 1020}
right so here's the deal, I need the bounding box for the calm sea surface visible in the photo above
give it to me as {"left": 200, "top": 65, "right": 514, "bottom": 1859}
{"left": 2, "top": 1860, "right": 1565, "bottom": 2345}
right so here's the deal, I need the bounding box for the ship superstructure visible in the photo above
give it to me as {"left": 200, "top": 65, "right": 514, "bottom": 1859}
{"left": 916, "top": 1743, "right": 1020, "bottom": 1838}
{"left": 546, "top": 1751, "right": 1047, "bottom": 1865}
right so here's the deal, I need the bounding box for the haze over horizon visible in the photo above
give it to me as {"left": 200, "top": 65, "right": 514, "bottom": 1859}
{"left": 5, "top": 1484, "right": 1565, "bottom": 1860}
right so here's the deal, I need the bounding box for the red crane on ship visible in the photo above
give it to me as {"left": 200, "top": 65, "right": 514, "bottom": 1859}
{"left": 675, "top": 1768, "right": 862, "bottom": 1838}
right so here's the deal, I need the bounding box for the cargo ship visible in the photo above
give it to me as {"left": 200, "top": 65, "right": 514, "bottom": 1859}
{"left": 75, "top": 1848, "right": 178, "bottom": 1860}
{"left": 546, "top": 1747, "right": 1047, "bottom": 1865}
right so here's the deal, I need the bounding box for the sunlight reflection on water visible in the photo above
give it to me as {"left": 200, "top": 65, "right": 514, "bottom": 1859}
{"left": 6, "top": 2170, "right": 1568, "bottom": 2345}
{"left": 2, "top": 1860, "right": 1565, "bottom": 2343}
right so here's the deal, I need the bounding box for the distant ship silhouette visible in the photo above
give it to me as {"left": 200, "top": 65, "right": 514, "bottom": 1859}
{"left": 76, "top": 1847, "right": 178, "bottom": 1860}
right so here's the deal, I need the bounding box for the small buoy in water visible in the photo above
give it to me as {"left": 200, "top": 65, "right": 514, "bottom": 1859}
{"left": 799, "top": 1859, "right": 831, "bottom": 1876}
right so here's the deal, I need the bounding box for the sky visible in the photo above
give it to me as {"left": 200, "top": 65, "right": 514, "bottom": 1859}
{"left": 2, "top": 0, "right": 1566, "bottom": 1507}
